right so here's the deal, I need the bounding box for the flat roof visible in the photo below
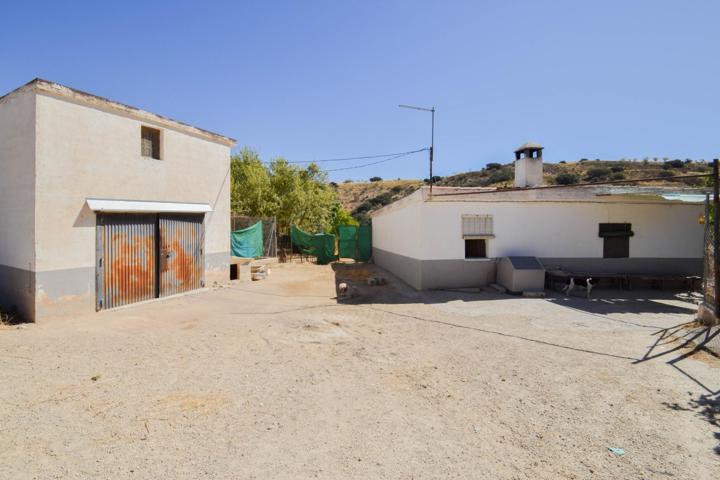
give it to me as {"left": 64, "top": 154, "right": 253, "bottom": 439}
{"left": 0, "top": 78, "right": 236, "bottom": 147}
{"left": 371, "top": 185, "right": 708, "bottom": 217}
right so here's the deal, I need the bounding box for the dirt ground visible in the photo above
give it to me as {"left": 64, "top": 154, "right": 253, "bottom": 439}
{"left": 1, "top": 262, "right": 718, "bottom": 479}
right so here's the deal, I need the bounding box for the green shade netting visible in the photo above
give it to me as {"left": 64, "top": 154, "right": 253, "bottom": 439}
{"left": 231, "top": 221, "right": 264, "bottom": 258}
{"left": 291, "top": 225, "right": 337, "bottom": 265}
{"left": 338, "top": 224, "right": 372, "bottom": 261}
{"left": 338, "top": 225, "right": 358, "bottom": 259}
{"left": 357, "top": 224, "right": 372, "bottom": 261}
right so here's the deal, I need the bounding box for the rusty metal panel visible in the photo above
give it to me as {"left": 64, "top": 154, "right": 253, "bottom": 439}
{"left": 97, "top": 213, "right": 157, "bottom": 310}
{"left": 159, "top": 213, "right": 204, "bottom": 297}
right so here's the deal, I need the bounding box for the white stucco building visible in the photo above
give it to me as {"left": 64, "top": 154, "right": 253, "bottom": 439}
{"left": 372, "top": 144, "right": 705, "bottom": 290}
{"left": 0, "top": 79, "right": 236, "bottom": 322}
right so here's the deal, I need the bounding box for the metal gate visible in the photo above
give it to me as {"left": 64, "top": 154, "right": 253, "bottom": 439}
{"left": 96, "top": 213, "right": 205, "bottom": 310}
{"left": 159, "top": 213, "right": 204, "bottom": 297}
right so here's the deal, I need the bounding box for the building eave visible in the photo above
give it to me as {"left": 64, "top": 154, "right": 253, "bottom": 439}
{"left": 1, "top": 78, "right": 237, "bottom": 147}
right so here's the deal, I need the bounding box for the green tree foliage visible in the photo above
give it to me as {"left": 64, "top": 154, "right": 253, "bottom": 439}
{"left": 230, "top": 148, "right": 275, "bottom": 217}
{"left": 230, "top": 148, "right": 340, "bottom": 234}
{"left": 330, "top": 203, "right": 359, "bottom": 235}
{"left": 369, "top": 176, "right": 383, "bottom": 182}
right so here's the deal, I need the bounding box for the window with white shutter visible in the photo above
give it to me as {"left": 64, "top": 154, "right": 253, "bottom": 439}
{"left": 462, "top": 215, "right": 494, "bottom": 238}
{"left": 462, "top": 215, "right": 493, "bottom": 259}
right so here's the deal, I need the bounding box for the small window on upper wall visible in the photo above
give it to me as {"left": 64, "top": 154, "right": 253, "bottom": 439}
{"left": 141, "top": 126, "right": 161, "bottom": 159}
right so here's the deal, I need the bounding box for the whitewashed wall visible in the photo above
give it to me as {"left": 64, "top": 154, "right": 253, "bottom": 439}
{"left": 371, "top": 193, "right": 424, "bottom": 258}
{"left": 0, "top": 88, "right": 36, "bottom": 270}
{"left": 419, "top": 200, "right": 703, "bottom": 260}
{"left": 34, "top": 93, "right": 232, "bottom": 276}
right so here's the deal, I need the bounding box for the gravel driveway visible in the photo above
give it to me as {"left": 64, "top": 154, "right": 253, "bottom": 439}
{"left": 1, "top": 262, "right": 717, "bottom": 479}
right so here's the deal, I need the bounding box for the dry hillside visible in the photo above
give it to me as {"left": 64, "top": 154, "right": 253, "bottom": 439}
{"left": 336, "top": 179, "right": 423, "bottom": 222}
{"left": 337, "top": 159, "right": 710, "bottom": 221}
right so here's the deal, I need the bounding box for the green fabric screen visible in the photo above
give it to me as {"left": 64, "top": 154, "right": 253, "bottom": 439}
{"left": 231, "top": 221, "right": 264, "bottom": 258}
{"left": 291, "top": 225, "right": 337, "bottom": 265}
{"left": 357, "top": 224, "right": 372, "bottom": 261}
{"left": 338, "top": 225, "right": 358, "bottom": 259}
{"left": 338, "top": 224, "right": 372, "bottom": 261}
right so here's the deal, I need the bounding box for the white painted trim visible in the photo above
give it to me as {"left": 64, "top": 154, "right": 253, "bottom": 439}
{"left": 86, "top": 198, "right": 212, "bottom": 213}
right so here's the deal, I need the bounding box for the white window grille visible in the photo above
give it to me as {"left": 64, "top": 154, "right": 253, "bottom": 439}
{"left": 462, "top": 214, "right": 493, "bottom": 238}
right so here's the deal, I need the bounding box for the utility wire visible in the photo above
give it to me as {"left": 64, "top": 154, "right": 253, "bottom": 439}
{"left": 325, "top": 149, "right": 426, "bottom": 172}
{"left": 270, "top": 147, "right": 429, "bottom": 164}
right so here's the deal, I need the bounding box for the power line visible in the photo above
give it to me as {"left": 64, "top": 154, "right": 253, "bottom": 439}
{"left": 268, "top": 148, "right": 428, "bottom": 164}
{"left": 325, "top": 150, "right": 425, "bottom": 172}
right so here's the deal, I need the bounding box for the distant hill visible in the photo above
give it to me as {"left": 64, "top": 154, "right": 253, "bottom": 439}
{"left": 335, "top": 179, "right": 423, "bottom": 223}
{"left": 337, "top": 159, "right": 711, "bottom": 221}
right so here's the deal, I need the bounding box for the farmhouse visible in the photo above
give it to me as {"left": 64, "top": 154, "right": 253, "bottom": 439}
{"left": 0, "top": 79, "right": 236, "bottom": 322}
{"left": 371, "top": 144, "right": 705, "bottom": 290}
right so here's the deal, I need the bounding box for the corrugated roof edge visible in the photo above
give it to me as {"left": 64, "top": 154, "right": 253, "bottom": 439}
{"left": 0, "top": 78, "right": 237, "bottom": 147}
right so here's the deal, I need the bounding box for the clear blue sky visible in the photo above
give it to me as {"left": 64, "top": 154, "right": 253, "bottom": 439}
{"left": 1, "top": 1, "right": 718, "bottom": 181}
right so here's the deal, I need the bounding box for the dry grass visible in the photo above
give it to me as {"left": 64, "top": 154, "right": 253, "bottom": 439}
{"left": 336, "top": 179, "right": 422, "bottom": 212}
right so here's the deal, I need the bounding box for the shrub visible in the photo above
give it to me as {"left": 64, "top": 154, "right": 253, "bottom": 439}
{"left": 486, "top": 162, "right": 502, "bottom": 170}
{"left": 555, "top": 173, "right": 580, "bottom": 185}
{"left": 658, "top": 170, "right": 674, "bottom": 178}
{"left": 344, "top": 179, "right": 353, "bottom": 183}
{"left": 610, "top": 166, "right": 624, "bottom": 173}
{"left": 585, "top": 167, "right": 611, "bottom": 181}
{"left": 611, "top": 172, "right": 626, "bottom": 180}
{"left": 665, "top": 159, "right": 684, "bottom": 169}
{"left": 353, "top": 201, "right": 373, "bottom": 214}
{"left": 559, "top": 160, "right": 566, "bottom": 164}
{"left": 369, "top": 176, "right": 382, "bottom": 182}
{"left": 487, "top": 168, "right": 513, "bottom": 184}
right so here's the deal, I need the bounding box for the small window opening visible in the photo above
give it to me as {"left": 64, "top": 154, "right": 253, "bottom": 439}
{"left": 599, "top": 223, "right": 633, "bottom": 258}
{"left": 465, "top": 239, "right": 487, "bottom": 259}
{"left": 141, "top": 126, "right": 161, "bottom": 159}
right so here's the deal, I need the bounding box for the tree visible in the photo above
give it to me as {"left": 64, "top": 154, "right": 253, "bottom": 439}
{"left": 230, "top": 148, "right": 339, "bottom": 235}
{"left": 665, "top": 159, "right": 684, "bottom": 169}
{"left": 330, "top": 203, "right": 359, "bottom": 235}
{"left": 230, "top": 147, "right": 275, "bottom": 217}
{"left": 486, "top": 162, "right": 502, "bottom": 170}
{"left": 369, "top": 176, "right": 382, "bottom": 182}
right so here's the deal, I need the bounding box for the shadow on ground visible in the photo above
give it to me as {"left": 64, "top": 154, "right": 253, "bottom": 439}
{"left": 331, "top": 261, "right": 701, "bottom": 316}
{"left": 332, "top": 261, "right": 720, "bottom": 454}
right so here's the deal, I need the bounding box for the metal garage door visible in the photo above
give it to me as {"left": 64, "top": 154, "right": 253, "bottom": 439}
{"left": 96, "top": 213, "right": 205, "bottom": 310}
{"left": 96, "top": 213, "right": 157, "bottom": 310}
{"left": 159, "top": 213, "right": 204, "bottom": 297}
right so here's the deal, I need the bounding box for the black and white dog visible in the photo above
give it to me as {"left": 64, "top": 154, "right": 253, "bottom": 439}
{"left": 562, "top": 277, "right": 594, "bottom": 299}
